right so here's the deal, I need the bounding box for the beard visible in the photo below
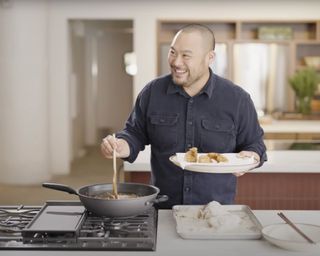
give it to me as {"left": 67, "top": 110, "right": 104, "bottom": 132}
{"left": 171, "top": 68, "right": 204, "bottom": 89}
{"left": 171, "top": 67, "right": 191, "bottom": 87}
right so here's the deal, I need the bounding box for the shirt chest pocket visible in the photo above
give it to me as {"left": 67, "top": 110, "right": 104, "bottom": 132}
{"left": 149, "top": 113, "right": 179, "bottom": 153}
{"left": 200, "top": 119, "right": 236, "bottom": 153}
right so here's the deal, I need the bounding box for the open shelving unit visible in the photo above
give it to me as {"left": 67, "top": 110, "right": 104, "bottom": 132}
{"left": 158, "top": 20, "right": 320, "bottom": 72}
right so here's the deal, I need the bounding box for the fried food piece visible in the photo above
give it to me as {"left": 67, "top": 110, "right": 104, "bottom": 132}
{"left": 207, "top": 153, "right": 219, "bottom": 159}
{"left": 207, "top": 152, "right": 228, "bottom": 163}
{"left": 198, "top": 155, "right": 212, "bottom": 163}
{"left": 185, "top": 147, "right": 198, "bottom": 162}
{"left": 216, "top": 154, "right": 228, "bottom": 163}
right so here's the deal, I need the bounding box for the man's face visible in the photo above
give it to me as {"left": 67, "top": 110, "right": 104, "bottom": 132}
{"left": 168, "top": 31, "right": 213, "bottom": 88}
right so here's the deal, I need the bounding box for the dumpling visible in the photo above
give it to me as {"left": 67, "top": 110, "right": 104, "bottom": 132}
{"left": 185, "top": 147, "right": 198, "bottom": 162}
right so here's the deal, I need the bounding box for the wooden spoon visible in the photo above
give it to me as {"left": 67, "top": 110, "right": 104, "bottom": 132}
{"left": 112, "top": 133, "right": 118, "bottom": 199}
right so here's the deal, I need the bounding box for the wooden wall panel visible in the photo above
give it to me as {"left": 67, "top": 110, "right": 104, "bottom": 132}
{"left": 235, "top": 173, "right": 320, "bottom": 210}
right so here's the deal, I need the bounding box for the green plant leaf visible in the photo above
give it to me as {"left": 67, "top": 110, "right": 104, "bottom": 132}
{"left": 288, "top": 67, "right": 320, "bottom": 98}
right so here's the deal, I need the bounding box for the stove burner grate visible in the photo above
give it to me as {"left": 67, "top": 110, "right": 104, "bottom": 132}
{"left": 0, "top": 205, "right": 41, "bottom": 241}
{"left": 0, "top": 201, "right": 157, "bottom": 251}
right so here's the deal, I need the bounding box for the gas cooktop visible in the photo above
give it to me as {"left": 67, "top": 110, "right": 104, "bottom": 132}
{"left": 0, "top": 201, "right": 157, "bottom": 251}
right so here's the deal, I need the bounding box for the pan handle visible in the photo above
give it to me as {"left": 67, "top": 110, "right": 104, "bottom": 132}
{"left": 42, "top": 182, "right": 78, "bottom": 195}
{"left": 145, "top": 195, "right": 169, "bottom": 206}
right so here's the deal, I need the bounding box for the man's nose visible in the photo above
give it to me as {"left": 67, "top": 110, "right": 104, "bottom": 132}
{"left": 171, "top": 55, "right": 183, "bottom": 66}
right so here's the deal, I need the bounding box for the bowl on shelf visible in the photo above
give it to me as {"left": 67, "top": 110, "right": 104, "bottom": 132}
{"left": 304, "top": 56, "right": 320, "bottom": 69}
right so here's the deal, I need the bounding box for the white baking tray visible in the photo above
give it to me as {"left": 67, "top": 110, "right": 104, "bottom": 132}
{"left": 173, "top": 205, "right": 262, "bottom": 240}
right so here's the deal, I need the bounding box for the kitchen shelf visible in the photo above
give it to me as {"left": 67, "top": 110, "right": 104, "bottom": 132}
{"left": 295, "top": 43, "right": 320, "bottom": 67}
{"left": 159, "top": 20, "right": 237, "bottom": 41}
{"left": 240, "top": 21, "right": 318, "bottom": 40}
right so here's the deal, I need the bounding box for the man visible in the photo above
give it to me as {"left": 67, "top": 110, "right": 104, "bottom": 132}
{"left": 101, "top": 24, "right": 267, "bottom": 208}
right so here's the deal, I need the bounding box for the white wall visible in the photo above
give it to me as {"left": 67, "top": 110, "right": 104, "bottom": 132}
{"left": 0, "top": 0, "right": 51, "bottom": 184}
{"left": 2, "top": 0, "right": 319, "bottom": 177}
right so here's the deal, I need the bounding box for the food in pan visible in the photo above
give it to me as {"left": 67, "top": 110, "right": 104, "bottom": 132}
{"left": 184, "top": 147, "right": 198, "bottom": 162}
{"left": 92, "top": 191, "right": 138, "bottom": 200}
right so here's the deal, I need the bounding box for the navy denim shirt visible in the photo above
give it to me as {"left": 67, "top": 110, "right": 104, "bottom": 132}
{"left": 117, "top": 70, "right": 267, "bottom": 208}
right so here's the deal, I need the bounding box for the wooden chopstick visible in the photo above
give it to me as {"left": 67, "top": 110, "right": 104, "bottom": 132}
{"left": 277, "top": 212, "right": 315, "bottom": 244}
{"left": 112, "top": 133, "right": 118, "bottom": 199}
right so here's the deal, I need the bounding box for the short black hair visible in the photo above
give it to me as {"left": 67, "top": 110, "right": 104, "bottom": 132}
{"left": 179, "top": 24, "right": 215, "bottom": 51}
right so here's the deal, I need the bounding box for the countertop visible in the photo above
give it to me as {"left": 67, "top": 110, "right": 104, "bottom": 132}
{"left": 1, "top": 209, "right": 319, "bottom": 256}
{"left": 123, "top": 146, "right": 320, "bottom": 173}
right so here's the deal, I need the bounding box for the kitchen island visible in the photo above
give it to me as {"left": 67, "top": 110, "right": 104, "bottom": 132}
{"left": 0, "top": 209, "right": 319, "bottom": 256}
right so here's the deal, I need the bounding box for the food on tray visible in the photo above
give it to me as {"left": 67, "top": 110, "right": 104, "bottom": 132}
{"left": 185, "top": 147, "right": 228, "bottom": 163}
{"left": 175, "top": 201, "right": 243, "bottom": 231}
{"left": 184, "top": 147, "right": 198, "bottom": 162}
{"left": 173, "top": 202, "right": 262, "bottom": 239}
{"left": 199, "top": 201, "right": 241, "bottom": 230}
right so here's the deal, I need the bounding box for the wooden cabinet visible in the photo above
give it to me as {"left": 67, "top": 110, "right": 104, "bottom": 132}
{"left": 157, "top": 20, "right": 320, "bottom": 113}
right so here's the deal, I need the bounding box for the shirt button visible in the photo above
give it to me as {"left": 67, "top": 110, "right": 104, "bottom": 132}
{"left": 184, "top": 187, "right": 191, "bottom": 192}
{"left": 188, "top": 121, "right": 193, "bottom": 125}
{"left": 189, "top": 99, "right": 193, "bottom": 104}
{"left": 187, "top": 144, "right": 192, "bottom": 148}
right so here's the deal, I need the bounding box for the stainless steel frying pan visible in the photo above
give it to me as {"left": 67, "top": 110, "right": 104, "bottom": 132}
{"left": 42, "top": 182, "right": 168, "bottom": 217}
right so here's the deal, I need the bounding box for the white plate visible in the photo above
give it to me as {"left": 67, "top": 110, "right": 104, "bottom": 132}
{"left": 173, "top": 205, "right": 262, "bottom": 240}
{"left": 169, "top": 153, "right": 259, "bottom": 173}
{"left": 262, "top": 223, "right": 320, "bottom": 252}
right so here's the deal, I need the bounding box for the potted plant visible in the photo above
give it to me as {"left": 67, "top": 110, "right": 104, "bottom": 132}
{"left": 288, "top": 67, "right": 320, "bottom": 115}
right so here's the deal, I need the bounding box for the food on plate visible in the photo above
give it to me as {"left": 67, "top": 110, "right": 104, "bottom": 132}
{"left": 184, "top": 147, "right": 228, "bottom": 163}
{"left": 185, "top": 147, "right": 198, "bottom": 162}
{"left": 207, "top": 152, "right": 228, "bottom": 163}
{"left": 198, "top": 155, "right": 212, "bottom": 163}
{"left": 207, "top": 152, "right": 219, "bottom": 159}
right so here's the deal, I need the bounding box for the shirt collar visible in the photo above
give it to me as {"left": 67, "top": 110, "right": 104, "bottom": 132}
{"left": 166, "top": 69, "right": 216, "bottom": 98}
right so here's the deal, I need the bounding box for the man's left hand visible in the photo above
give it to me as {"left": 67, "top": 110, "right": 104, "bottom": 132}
{"left": 233, "top": 151, "right": 260, "bottom": 177}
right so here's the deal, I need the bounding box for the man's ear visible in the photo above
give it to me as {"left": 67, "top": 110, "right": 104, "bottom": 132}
{"left": 208, "top": 50, "right": 215, "bottom": 66}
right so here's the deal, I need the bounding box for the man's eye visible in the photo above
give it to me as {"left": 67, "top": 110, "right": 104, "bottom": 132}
{"left": 169, "top": 50, "right": 175, "bottom": 55}
{"left": 183, "top": 54, "right": 191, "bottom": 59}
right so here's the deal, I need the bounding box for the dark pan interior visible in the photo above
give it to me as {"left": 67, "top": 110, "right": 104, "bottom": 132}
{"left": 79, "top": 183, "right": 159, "bottom": 198}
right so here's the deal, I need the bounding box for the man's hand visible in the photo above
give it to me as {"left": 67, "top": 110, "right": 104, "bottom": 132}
{"left": 233, "top": 151, "right": 260, "bottom": 177}
{"left": 100, "top": 135, "right": 130, "bottom": 159}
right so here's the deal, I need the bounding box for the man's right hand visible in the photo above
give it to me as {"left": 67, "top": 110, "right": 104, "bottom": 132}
{"left": 100, "top": 135, "right": 130, "bottom": 159}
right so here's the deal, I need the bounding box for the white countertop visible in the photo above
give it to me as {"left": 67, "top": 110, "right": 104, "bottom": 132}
{"left": 1, "top": 209, "right": 319, "bottom": 256}
{"left": 123, "top": 146, "right": 320, "bottom": 173}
